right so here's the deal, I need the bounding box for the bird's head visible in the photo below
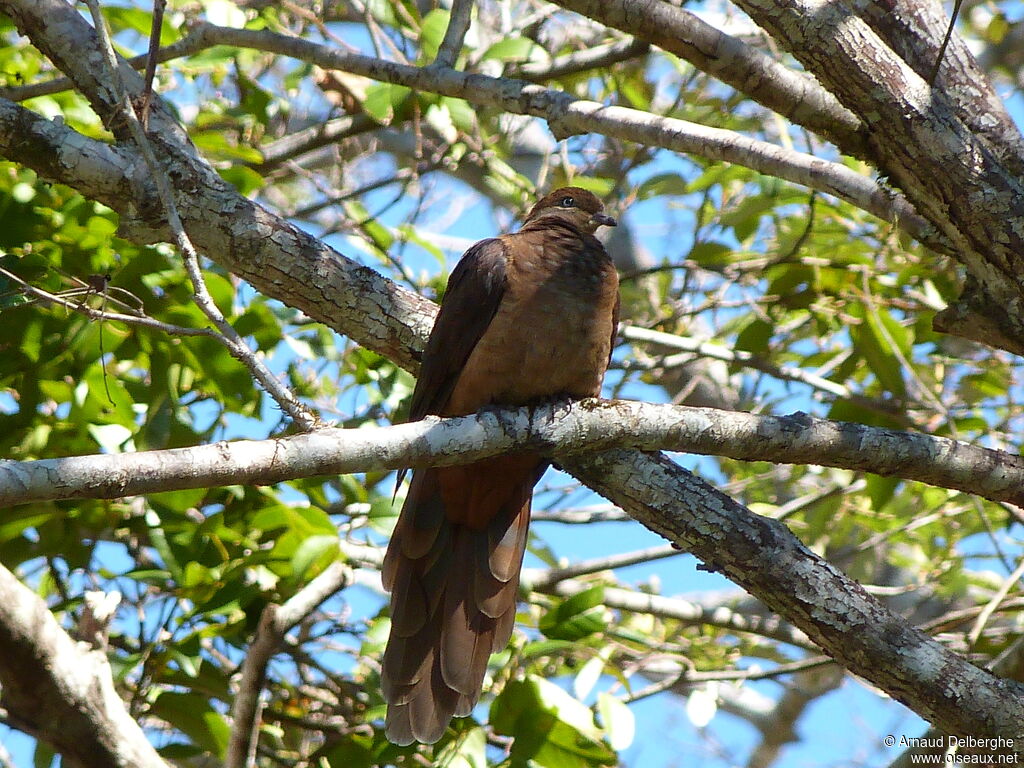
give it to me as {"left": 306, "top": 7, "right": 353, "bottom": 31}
{"left": 524, "top": 187, "right": 617, "bottom": 234}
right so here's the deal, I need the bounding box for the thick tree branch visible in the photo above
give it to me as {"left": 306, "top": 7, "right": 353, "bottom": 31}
{"left": 733, "top": 0, "right": 1024, "bottom": 353}
{"left": 858, "top": 0, "right": 1024, "bottom": 174}
{"left": 547, "top": 0, "right": 868, "bottom": 156}
{"left": 187, "top": 22, "right": 938, "bottom": 247}
{"left": 0, "top": 563, "right": 169, "bottom": 768}
{"left": 0, "top": 99, "right": 434, "bottom": 374}
{"left": 0, "top": 98, "right": 137, "bottom": 207}
{"left": 561, "top": 450, "right": 1024, "bottom": 741}
{"left": 2, "top": 400, "right": 1023, "bottom": 507}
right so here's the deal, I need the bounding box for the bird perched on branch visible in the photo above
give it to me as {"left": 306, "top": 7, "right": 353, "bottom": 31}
{"left": 381, "top": 186, "right": 621, "bottom": 745}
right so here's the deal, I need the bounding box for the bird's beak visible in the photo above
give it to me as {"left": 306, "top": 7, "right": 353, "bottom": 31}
{"left": 590, "top": 212, "right": 617, "bottom": 228}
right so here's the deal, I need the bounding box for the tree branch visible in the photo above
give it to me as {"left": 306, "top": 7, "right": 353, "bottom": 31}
{"left": 513, "top": 38, "right": 650, "bottom": 82}
{"left": 81, "top": 0, "right": 317, "bottom": 429}
{"left": 432, "top": 0, "right": 473, "bottom": 68}
{"left": 0, "top": 23, "right": 213, "bottom": 102}
{"left": 526, "top": 544, "right": 684, "bottom": 589}
{"left": 561, "top": 449, "right": 1024, "bottom": 741}
{"left": 733, "top": 0, "right": 1024, "bottom": 351}
{"left": 0, "top": 563, "right": 170, "bottom": 768}
{"left": 547, "top": 0, "right": 867, "bottom": 156}
{"left": 523, "top": 572, "right": 816, "bottom": 650}
{"left": 188, "top": 22, "right": 939, "bottom": 247}
{"left": 0, "top": 97, "right": 434, "bottom": 375}
{"left": 226, "top": 561, "right": 353, "bottom": 768}
{"left": 2, "top": 400, "right": 1023, "bottom": 507}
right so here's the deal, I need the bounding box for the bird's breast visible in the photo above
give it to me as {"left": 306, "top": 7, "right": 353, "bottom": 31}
{"left": 444, "top": 242, "right": 618, "bottom": 415}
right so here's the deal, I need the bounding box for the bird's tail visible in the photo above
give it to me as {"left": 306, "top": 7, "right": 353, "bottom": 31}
{"left": 381, "top": 455, "right": 541, "bottom": 745}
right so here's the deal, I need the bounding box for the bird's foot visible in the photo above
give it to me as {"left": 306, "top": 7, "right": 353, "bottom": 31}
{"left": 477, "top": 401, "right": 522, "bottom": 434}
{"left": 529, "top": 393, "right": 575, "bottom": 427}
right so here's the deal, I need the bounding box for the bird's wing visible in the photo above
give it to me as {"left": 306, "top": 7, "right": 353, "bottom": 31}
{"left": 408, "top": 237, "right": 508, "bottom": 422}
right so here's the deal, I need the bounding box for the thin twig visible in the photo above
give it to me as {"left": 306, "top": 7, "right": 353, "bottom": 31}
{"left": 514, "top": 38, "right": 649, "bottom": 82}
{"left": 432, "top": 0, "right": 473, "bottom": 68}
{"left": 140, "top": 0, "right": 165, "bottom": 128}
{"left": 532, "top": 505, "right": 629, "bottom": 523}
{"left": 531, "top": 575, "right": 817, "bottom": 649}
{"left": 0, "top": 266, "right": 217, "bottom": 338}
{"left": 226, "top": 561, "right": 353, "bottom": 768}
{"left": 624, "top": 655, "right": 835, "bottom": 704}
{"left": 622, "top": 324, "right": 849, "bottom": 397}
{"left": 774, "top": 479, "right": 866, "bottom": 522}
{"left": 81, "top": 0, "right": 317, "bottom": 430}
{"left": 918, "top": 597, "right": 1024, "bottom": 634}
{"left": 928, "top": 0, "right": 964, "bottom": 84}
{"left": 529, "top": 544, "right": 683, "bottom": 590}
{"left": 967, "top": 557, "right": 1024, "bottom": 647}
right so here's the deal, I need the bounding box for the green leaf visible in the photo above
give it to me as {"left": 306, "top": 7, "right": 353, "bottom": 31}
{"left": 539, "top": 585, "right": 607, "bottom": 641}
{"left": 170, "top": 647, "right": 202, "bottom": 678}
{"left": 218, "top": 165, "right": 265, "bottom": 196}
{"left": 87, "top": 423, "right": 133, "bottom": 452}
{"left": 397, "top": 224, "right": 445, "bottom": 263}
{"left": 490, "top": 677, "right": 616, "bottom": 768}
{"left": 290, "top": 533, "right": 340, "bottom": 580}
{"left": 345, "top": 200, "right": 395, "bottom": 254}
{"left": 850, "top": 306, "right": 907, "bottom": 397}
{"left": 596, "top": 693, "right": 635, "bottom": 751}
{"left": 573, "top": 655, "right": 604, "bottom": 701}
{"left": 434, "top": 725, "right": 487, "bottom": 768}
{"left": 252, "top": 505, "right": 335, "bottom": 537}
{"left": 0, "top": 507, "right": 57, "bottom": 543}
{"left": 865, "top": 474, "right": 900, "bottom": 512}
{"left": 987, "top": 12, "right": 1010, "bottom": 43}
{"left": 441, "top": 97, "right": 477, "bottom": 132}
{"left": 321, "top": 733, "right": 378, "bottom": 768}
{"left": 720, "top": 194, "right": 776, "bottom": 242}
{"left": 566, "top": 177, "right": 615, "bottom": 197}
{"left": 957, "top": 369, "right": 1010, "bottom": 403}
{"left": 190, "top": 131, "right": 263, "bottom": 163}
{"left": 362, "top": 83, "right": 411, "bottom": 124}
{"left": 32, "top": 742, "right": 56, "bottom": 768}
{"left": 735, "top": 318, "right": 772, "bottom": 355}
{"left": 520, "top": 638, "right": 578, "bottom": 660}
{"left": 419, "top": 9, "right": 450, "bottom": 61}
{"left": 481, "top": 37, "right": 539, "bottom": 63}
{"left": 283, "top": 334, "right": 316, "bottom": 361}
{"left": 637, "top": 172, "right": 689, "bottom": 199}
{"left": 103, "top": 7, "right": 177, "bottom": 44}
{"left": 151, "top": 691, "right": 231, "bottom": 757}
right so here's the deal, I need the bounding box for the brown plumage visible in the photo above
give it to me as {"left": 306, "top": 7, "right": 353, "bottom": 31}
{"left": 381, "top": 187, "right": 621, "bottom": 745}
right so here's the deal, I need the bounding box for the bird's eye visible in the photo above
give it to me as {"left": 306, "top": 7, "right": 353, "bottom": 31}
{"left": 560, "top": 196, "right": 575, "bottom": 207}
